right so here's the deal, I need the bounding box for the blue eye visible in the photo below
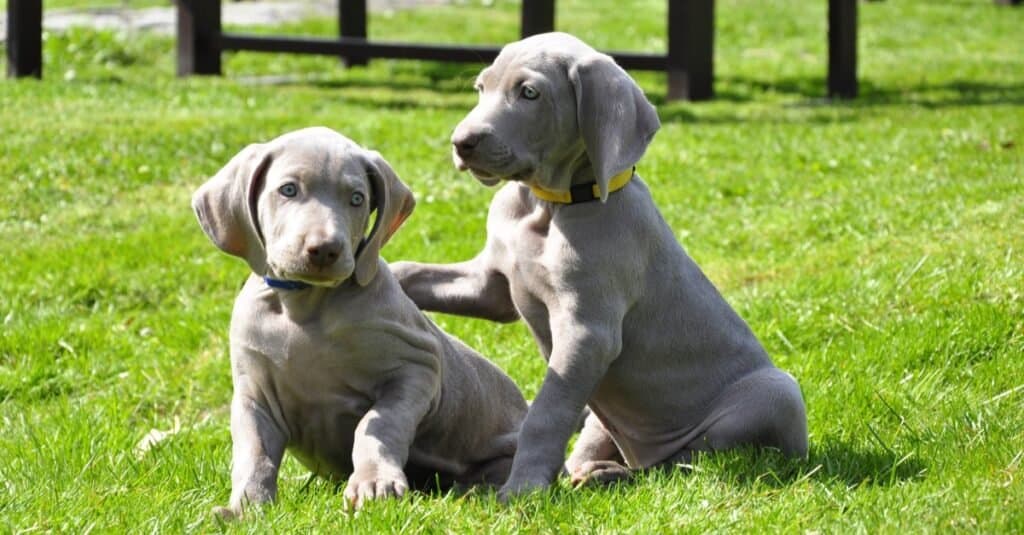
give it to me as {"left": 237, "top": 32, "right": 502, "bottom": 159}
{"left": 521, "top": 85, "right": 539, "bottom": 100}
{"left": 350, "top": 191, "right": 366, "bottom": 206}
{"left": 278, "top": 183, "right": 298, "bottom": 198}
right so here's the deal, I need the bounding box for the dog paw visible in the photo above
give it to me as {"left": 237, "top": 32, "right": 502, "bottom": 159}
{"left": 344, "top": 468, "right": 409, "bottom": 510}
{"left": 497, "top": 475, "right": 551, "bottom": 503}
{"left": 570, "top": 460, "right": 632, "bottom": 488}
{"left": 211, "top": 505, "right": 242, "bottom": 521}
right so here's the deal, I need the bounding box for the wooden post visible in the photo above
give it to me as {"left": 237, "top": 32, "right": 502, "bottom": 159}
{"left": 667, "top": 0, "right": 714, "bottom": 101}
{"left": 521, "top": 0, "right": 555, "bottom": 38}
{"left": 176, "top": 0, "right": 222, "bottom": 76}
{"left": 827, "top": 0, "right": 857, "bottom": 98}
{"left": 339, "top": 0, "right": 368, "bottom": 67}
{"left": 6, "top": 0, "right": 43, "bottom": 78}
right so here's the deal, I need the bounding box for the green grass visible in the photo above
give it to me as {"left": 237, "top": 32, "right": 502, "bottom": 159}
{"left": 2, "top": 0, "right": 1023, "bottom": 531}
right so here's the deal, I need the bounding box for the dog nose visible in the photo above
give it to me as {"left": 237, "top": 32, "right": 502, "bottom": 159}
{"left": 452, "top": 131, "right": 485, "bottom": 158}
{"left": 306, "top": 240, "right": 342, "bottom": 268}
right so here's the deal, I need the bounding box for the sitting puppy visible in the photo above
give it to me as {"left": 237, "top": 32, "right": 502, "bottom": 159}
{"left": 192, "top": 127, "right": 527, "bottom": 516}
{"left": 392, "top": 33, "right": 808, "bottom": 500}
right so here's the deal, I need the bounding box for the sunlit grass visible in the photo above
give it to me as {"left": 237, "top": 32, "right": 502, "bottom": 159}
{"left": 1, "top": 0, "right": 1022, "bottom": 531}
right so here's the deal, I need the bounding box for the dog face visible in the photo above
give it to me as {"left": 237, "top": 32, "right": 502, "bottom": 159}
{"left": 258, "top": 140, "right": 372, "bottom": 286}
{"left": 193, "top": 127, "right": 415, "bottom": 286}
{"left": 451, "top": 32, "right": 660, "bottom": 201}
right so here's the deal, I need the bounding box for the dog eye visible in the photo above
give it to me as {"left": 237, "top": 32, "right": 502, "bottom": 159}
{"left": 278, "top": 183, "right": 298, "bottom": 198}
{"left": 350, "top": 191, "right": 366, "bottom": 207}
{"left": 521, "top": 85, "right": 540, "bottom": 100}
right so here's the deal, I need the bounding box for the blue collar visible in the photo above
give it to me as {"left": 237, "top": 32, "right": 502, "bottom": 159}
{"left": 263, "top": 277, "right": 313, "bottom": 291}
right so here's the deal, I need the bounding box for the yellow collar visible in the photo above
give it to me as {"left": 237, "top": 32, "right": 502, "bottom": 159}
{"left": 528, "top": 168, "right": 634, "bottom": 204}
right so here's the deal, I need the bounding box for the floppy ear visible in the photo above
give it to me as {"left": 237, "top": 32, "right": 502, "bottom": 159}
{"left": 191, "top": 143, "right": 273, "bottom": 275}
{"left": 569, "top": 53, "right": 661, "bottom": 201}
{"left": 353, "top": 150, "right": 416, "bottom": 286}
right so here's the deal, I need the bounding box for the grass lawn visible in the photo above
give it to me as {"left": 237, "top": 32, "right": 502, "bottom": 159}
{"left": 1, "top": 0, "right": 1022, "bottom": 531}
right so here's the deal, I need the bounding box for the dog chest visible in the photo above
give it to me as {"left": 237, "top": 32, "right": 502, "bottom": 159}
{"left": 285, "top": 408, "right": 362, "bottom": 479}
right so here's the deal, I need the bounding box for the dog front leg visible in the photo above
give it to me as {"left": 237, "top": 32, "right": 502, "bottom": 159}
{"left": 391, "top": 253, "right": 518, "bottom": 322}
{"left": 214, "top": 392, "right": 287, "bottom": 520}
{"left": 499, "top": 316, "right": 623, "bottom": 501}
{"left": 345, "top": 373, "right": 435, "bottom": 510}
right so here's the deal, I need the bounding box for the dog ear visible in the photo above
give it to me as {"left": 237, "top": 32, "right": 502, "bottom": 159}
{"left": 192, "top": 143, "right": 273, "bottom": 275}
{"left": 354, "top": 150, "right": 416, "bottom": 286}
{"left": 569, "top": 53, "right": 660, "bottom": 201}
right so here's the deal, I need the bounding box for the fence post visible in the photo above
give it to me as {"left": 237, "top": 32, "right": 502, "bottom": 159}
{"left": 6, "top": 0, "right": 43, "bottom": 78}
{"left": 827, "top": 0, "right": 857, "bottom": 98}
{"left": 339, "top": 0, "right": 368, "bottom": 66}
{"left": 176, "top": 0, "right": 222, "bottom": 76}
{"left": 521, "top": 0, "right": 555, "bottom": 37}
{"left": 667, "top": 0, "right": 715, "bottom": 101}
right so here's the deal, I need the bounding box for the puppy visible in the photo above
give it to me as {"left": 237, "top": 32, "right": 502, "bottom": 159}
{"left": 192, "top": 127, "right": 527, "bottom": 516}
{"left": 392, "top": 33, "right": 808, "bottom": 500}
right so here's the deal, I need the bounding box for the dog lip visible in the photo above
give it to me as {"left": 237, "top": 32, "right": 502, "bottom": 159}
{"left": 453, "top": 149, "right": 498, "bottom": 178}
{"left": 456, "top": 158, "right": 491, "bottom": 177}
{"left": 452, "top": 150, "right": 471, "bottom": 171}
{"left": 466, "top": 168, "right": 503, "bottom": 186}
{"left": 288, "top": 273, "right": 347, "bottom": 287}
{"left": 269, "top": 262, "right": 353, "bottom": 287}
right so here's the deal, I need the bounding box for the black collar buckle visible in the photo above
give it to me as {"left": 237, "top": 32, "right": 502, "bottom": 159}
{"left": 568, "top": 182, "right": 598, "bottom": 204}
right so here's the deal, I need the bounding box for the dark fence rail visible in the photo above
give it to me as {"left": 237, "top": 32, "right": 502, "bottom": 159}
{"left": 175, "top": 0, "right": 721, "bottom": 101}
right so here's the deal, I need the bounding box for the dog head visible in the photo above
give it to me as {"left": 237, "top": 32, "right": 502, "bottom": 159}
{"left": 451, "top": 32, "right": 660, "bottom": 201}
{"left": 192, "top": 127, "right": 415, "bottom": 287}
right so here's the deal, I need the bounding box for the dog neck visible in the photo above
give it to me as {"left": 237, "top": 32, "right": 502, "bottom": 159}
{"left": 258, "top": 274, "right": 360, "bottom": 324}
{"left": 528, "top": 167, "right": 634, "bottom": 204}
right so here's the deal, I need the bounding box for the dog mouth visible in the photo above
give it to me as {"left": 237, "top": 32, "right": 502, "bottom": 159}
{"left": 453, "top": 149, "right": 531, "bottom": 187}
{"left": 268, "top": 261, "right": 353, "bottom": 287}
{"left": 466, "top": 167, "right": 503, "bottom": 187}
{"left": 454, "top": 158, "right": 532, "bottom": 187}
{"left": 289, "top": 274, "right": 345, "bottom": 287}
{"left": 275, "top": 271, "right": 346, "bottom": 287}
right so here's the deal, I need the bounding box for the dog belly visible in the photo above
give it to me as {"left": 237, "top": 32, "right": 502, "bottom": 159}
{"left": 587, "top": 400, "right": 706, "bottom": 469}
{"left": 586, "top": 357, "right": 728, "bottom": 468}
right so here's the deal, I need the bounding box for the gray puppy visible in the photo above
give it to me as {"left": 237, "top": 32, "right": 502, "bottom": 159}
{"left": 193, "top": 127, "right": 527, "bottom": 517}
{"left": 392, "top": 33, "right": 808, "bottom": 500}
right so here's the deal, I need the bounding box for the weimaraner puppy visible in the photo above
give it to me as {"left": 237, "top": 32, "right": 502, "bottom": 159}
{"left": 392, "top": 33, "right": 808, "bottom": 500}
{"left": 192, "top": 127, "right": 527, "bottom": 517}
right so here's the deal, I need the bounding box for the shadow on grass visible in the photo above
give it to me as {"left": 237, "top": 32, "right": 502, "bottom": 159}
{"left": 655, "top": 76, "right": 1024, "bottom": 124}
{"left": 237, "top": 61, "right": 1022, "bottom": 122}
{"left": 235, "top": 61, "right": 479, "bottom": 91}
{"left": 694, "top": 76, "right": 1024, "bottom": 108}
{"left": 232, "top": 60, "right": 483, "bottom": 110}
{"left": 313, "top": 61, "right": 481, "bottom": 93}
{"left": 688, "top": 439, "right": 928, "bottom": 489}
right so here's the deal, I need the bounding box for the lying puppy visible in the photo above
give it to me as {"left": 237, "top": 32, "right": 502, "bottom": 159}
{"left": 392, "top": 33, "right": 808, "bottom": 500}
{"left": 192, "top": 127, "right": 527, "bottom": 516}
